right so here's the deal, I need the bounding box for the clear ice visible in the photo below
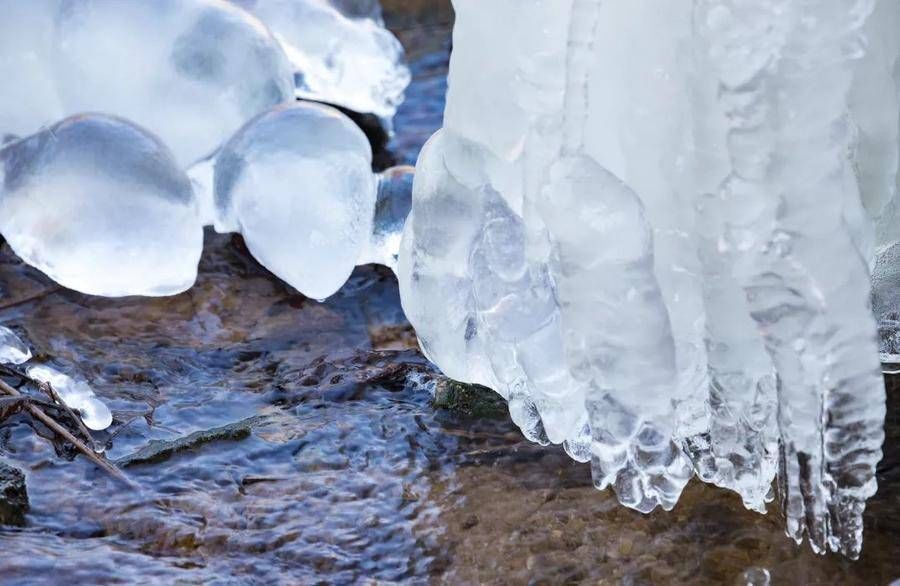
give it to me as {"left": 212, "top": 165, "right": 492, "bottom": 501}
{"left": 399, "top": 0, "right": 889, "bottom": 557}
{"left": 0, "top": 0, "right": 62, "bottom": 141}
{"left": 26, "top": 364, "right": 113, "bottom": 432}
{"left": 0, "top": 326, "right": 32, "bottom": 365}
{"left": 359, "top": 165, "right": 414, "bottom": 270}
{"left": 232, "top": 0, "right": 411, "bottom": 123}
{"left": 0, "top": 0, "right": 411, "bottom": 299}
{"left": 52, "top": 0, "right": 295, "bottom": 167}
{"left": 0, "top": 114, "right": 203, "bottom": 297}
{"left": 213, "top": 102, "right": 376, "bottom": 300}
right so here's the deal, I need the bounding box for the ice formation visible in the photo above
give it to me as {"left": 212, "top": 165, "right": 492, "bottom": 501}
{"left": 859, "top": 0, "right": 900, "bottom": 361}
{"left": 0, "top": 326, "right": 32, "bottom": 365}
{"left": 0, "top": 0, "right": 62, "bottom": 140}
{"left": 399, "top": 0, "right": 889, "bottom": 557}
{"left": 0, "top": 114, "right": 203, "bottom": 297}
{"left": 231, "top": 0, "right": 410, "bottom": 123}
{"left": 52, "top": 0, "right": 295, "bottom": 167}
{"left": 26, "top": 365, "right": 112, "bottom": 432}
{"left": 0, "top": 0, "right": 893, "bottom": 560}
{"left": 0, "top": 0, "right": 411, "bottom": 298}
{"left": 213, "top": 101, "right": 376, "bottom": 300}
{"left": 360, "top": 165, "right": 414, "bottom": 270}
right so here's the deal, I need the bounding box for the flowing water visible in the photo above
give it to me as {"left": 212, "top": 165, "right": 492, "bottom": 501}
{"left": 0, "top": 3, "right": 898, "bottom": 584}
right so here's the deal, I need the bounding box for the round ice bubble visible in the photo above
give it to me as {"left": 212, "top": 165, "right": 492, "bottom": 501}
{"left": 53, "top": 0, "right": 294, "bottom": 167}
{"left": 27, "top": 364, "right": 113, "bottom": 431}
{"left": 0, "top": 113, "right": 203, "bottom": 297}
{"left": 214, "top": 101, "right": 376, "bottom": 300}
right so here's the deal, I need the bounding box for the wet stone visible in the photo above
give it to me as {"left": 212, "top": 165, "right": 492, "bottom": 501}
{"left": 0, "top": 460, "right": 28, "bottom": 526}
{"left": 116, "top": 416, "right": 265, "bottom": 468}
{"left": 432, "top": 379, "right": 508, "bottom": 419}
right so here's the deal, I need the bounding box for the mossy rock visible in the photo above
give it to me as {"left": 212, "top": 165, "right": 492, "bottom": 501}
{"left": 432, "top": 379, "right": 508, "bottom": 419}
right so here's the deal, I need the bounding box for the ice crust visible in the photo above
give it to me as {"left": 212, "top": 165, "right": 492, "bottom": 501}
{"left": 26, "top": 364, "right": 113, "bottom": 431}
{"left": 399, "top": 0, "right": 890, "bottom": 557}
{"left": 0, "top": 326, "right": 32, "bottom": 365}
{"left": 231, "top": 0, "right": 410, "bottom": 123}
{"left": 0, "top": 114, "right": 203, "bottom": 297}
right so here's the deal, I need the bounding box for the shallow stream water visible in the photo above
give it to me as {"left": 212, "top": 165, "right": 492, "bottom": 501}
{"left": 0, "top": 3, "right": 898, "bottom": 584}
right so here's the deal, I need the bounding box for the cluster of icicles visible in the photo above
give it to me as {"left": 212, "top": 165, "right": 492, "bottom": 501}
{"left": 398, "top": 0, "right": 898, "bottom": 560}
{"left": 0, "top": 0, "right": 897, "bottom": 561}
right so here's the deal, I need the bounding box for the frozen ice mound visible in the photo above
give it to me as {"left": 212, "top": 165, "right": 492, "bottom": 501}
{"left": 0, "top": 113, "right": 203, "bottom": 297}
{"left": 213, "top": 101, "right": 376, "bottom": 300}
{"left": 0, "top": 326, "right": 32, "bottom": 365}
{"left": 52, "top": 0, "right": 295, "bottom": 167}
{"left": 26, "top": 364, "right": 112, "bottom": 432}
{"left": 232, "top": 0, "right": 410, "bottom": 124}
{"left": 0, "top": 0, "right": 63, "bottom": 141}
{"left": 399, "top": 0, "right": 889, "bottom": 558}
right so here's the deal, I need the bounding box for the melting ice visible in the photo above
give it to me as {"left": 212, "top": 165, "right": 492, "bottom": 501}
{"left": 26, "top": 365, "right": 113, "bottom": 432}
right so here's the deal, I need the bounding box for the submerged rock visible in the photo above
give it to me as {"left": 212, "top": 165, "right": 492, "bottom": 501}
{"left": 0, "top": 460, "right": 28, "bottom": 526}
{"left": 116, "top": 416, "right": 265, "bottom": 468}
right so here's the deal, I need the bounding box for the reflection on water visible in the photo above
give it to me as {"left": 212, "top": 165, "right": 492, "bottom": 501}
{"left": 0, "top": 3, "right": 898, "bottom": 583}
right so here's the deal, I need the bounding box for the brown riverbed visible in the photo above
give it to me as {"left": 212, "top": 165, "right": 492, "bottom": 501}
{"left": 0, "top": 3, "right": 898, "bottom": 584}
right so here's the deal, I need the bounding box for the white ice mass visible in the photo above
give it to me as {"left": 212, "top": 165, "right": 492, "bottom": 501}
{"left": 399, "top": 0, "right": 893, "bottom": 558}
{"left": 52, "top": 0, "right": 295, "bottom": 167}
{"left": 0, "top": 114, "right": 203, "bottom": 297}
{"left": 232, "top": 0, "right": 411, "bottom": 123}
{"left": 0, "top": 326, "right": 32, "bottom": 365}
{"left": 213, "top": 101, "right": 376, "bottom": 300}
{"left": 0, "top": 0, "right": 62, "bottom": 141}
{"left": 26, "top": 365, "right": 113, "bottom": 432}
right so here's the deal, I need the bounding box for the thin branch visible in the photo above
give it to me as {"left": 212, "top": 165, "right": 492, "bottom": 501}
{"left": 0, "top": 377, "right": 136, "bottom": 488}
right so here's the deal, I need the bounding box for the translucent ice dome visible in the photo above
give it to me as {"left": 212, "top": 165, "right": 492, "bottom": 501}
{"left": 214, "top": 102, "right": 376, "bottom": 300}
{"left": 0, "top": 114, "right": 203, "bottom": 297}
